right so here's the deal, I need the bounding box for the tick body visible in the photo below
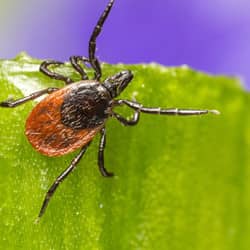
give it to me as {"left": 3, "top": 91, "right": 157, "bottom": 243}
{"left": 0, "top": 0, "right": 219, "bottom": 220}
{"left": 25, "top": 81, "right": 110, "bottom": 156}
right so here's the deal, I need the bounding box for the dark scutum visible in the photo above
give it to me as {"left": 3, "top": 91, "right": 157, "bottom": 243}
{"left": 61, "top": 83, "right": 111, "bottom": 129}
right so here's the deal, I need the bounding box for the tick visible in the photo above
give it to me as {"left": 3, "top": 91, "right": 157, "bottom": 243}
{"left": 0, "top": 0, "right": 219, "bottom": 220}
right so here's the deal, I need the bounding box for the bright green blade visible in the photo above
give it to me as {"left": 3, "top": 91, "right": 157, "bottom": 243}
{"left": 0, "top": 53, "right": 249, "bottom": 250}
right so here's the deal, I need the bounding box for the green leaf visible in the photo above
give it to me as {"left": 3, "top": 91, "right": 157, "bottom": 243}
{"left": 0, "top": 52, "right": 249, "bottom": 250}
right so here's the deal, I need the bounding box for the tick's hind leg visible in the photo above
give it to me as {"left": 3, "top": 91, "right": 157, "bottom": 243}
{"left": 69, "top": 56, "right": 90, "bottom": 80}
{"left": 36, "top": 143, "right": 91, "bottom": 221}
{"left": 98, "top": 127, "right": 114, "bottom": 177}
{"left": 40, "top": 60, "right": 74, "bottom": 85}
{"left": 0, "top": 87, "right": 58, "bottom": 108}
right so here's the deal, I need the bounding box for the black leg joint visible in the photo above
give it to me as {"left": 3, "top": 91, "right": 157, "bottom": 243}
{"left": 98, "top": 127, "right": 114, "bottom": 177}
{"left": 113, "top": 110, "right": 140, "bottom": 126}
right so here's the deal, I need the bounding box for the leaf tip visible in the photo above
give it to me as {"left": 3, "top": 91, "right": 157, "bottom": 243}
{"left": 209, "top": 109, "right": 221, "bottom": 115}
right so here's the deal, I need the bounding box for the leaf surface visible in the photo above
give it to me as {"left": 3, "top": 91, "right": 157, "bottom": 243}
{"left": 0, "top": 53, "right": 249, "bottom": 250}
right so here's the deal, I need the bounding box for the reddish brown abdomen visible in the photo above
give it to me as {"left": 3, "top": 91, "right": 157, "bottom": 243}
{"left": 25, "top": 86, "right": 102, "bottom": 157}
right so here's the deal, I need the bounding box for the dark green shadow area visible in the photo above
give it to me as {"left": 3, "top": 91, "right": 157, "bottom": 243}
{"left": 0, "top": 53, "right": 249, "bottom": 250}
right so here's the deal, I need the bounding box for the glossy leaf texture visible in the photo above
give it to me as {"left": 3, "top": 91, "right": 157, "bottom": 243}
{"left": 0, "top": 53, "right": 249, "bottom": 250}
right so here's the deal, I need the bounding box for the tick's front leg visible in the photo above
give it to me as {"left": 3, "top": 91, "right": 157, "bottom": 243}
{"left": 114, "top": 99, "right": 220, "bottom": 116}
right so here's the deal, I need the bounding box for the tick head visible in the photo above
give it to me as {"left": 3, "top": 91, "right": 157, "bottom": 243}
{"left": 103, "top": 70, "right": 133, "bottom": 98}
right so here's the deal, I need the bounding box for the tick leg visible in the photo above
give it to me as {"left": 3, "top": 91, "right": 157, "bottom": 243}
{"left": 113, "top": 110, "right": 140, "bottom": 126}
{"left": 69, "top": 56, "right": 89, "bottom": 80}
{"left": 114, "top": 100, "right": 220, "bottom": 116}
{"left": 98, "top": 127, "right": 114, "bottom": 177}
{"left": 89, "top": 0, "right": 114, "bottom": 80}
{"left": 40, "top": 60, "right": 74, "bottom": 84}
{"left": 36, "top": 143, "right": 90, "bottom": 221}
{"left": 0, "top": 87, "right": 59, "bottom": 108}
